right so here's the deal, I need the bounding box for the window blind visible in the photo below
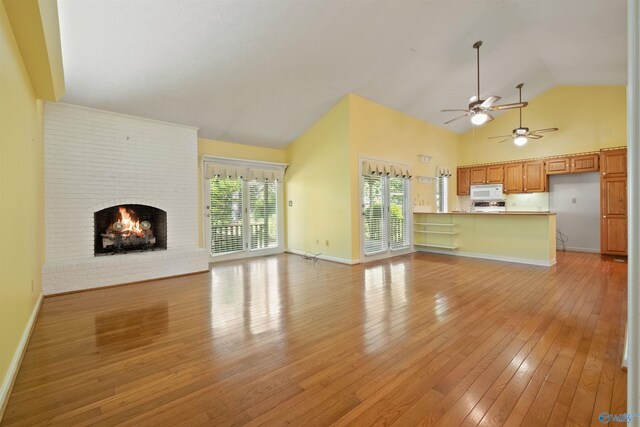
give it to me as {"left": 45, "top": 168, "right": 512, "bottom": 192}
{"left": 389, "top": 177, "right": 410, "bottom": 250}
{"left": 363, "top": 175, "right": 387, "bottom": 255}
{"left": 210, "top": 178, "right": 244, "bottom": 255}
{"left": 249, "top": 181, "right": 278, "bottom": 250}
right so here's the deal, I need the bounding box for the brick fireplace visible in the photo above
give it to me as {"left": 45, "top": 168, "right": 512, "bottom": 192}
{"left": 42, "top": 103, "right": 209, "bottom": 295}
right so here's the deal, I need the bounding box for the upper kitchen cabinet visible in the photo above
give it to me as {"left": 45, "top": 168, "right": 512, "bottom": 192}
{"left": 546, "top": 157, "right": 571, "bottom": 175}
{"left": 486, "top": 165, "right": 504, "bottom": 184}
{"left": 469, "top": 167, "right": 487, "bottom": 185}
{"left": 523, "top": 160, "right": 546, "bottom": 192}
{"left": 504, "top": 163, "right": 523, "bottom": 193}
{"left": 571, "top": 154, "right": 599, "bottom": 173}
{"left": 601, "top": 149, "right": 627, "bottom": 178}
{"left": 457, "top": 167, "right": 470, "bottom": 196}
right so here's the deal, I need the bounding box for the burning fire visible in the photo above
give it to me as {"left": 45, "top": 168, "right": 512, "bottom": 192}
{"left": 115, "top": 207, "right": 145, "bottom": 237}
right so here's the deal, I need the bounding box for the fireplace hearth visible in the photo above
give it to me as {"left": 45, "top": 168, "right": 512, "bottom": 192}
{"left": 94, "top": 205, "right": 167, "bottom": 256}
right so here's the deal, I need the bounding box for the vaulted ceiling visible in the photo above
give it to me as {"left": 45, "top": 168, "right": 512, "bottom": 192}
{"left": 58, "top": 0, "right": 627, "bottom": 148}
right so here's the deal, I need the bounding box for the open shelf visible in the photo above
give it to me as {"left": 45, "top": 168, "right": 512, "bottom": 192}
{"left": 414, "top": 222, "right": 456, "bottom": 227}
{"left": 414, "top": 243, "right": 458, "bottom": 250}
{"left": 414, "top": 230, "right": 459, "bottom": 235}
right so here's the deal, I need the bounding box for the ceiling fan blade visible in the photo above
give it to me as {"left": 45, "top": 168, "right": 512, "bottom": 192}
{"left": 497, "top": 137, "right": 512, "bottom": 144}
{"left": 485, "top": 113, "right": 494, "bottom": 123}
{"left": 532, "top": 127, "right": 559, "bottom": 133}
{"left": 480, "top": 96, "right": 501, "bottom": 108}
{"left": 441, "top": 109, "right": 471, "bottom": 113}
{"left": 528, "top": 134, "right": 543, "bottom": 139}
{"left": 488, "top": 134, "right": 514, "bottom": 139}
{"left": 490, "top": 101, "right": 529, "bottom": 111}
{"left": 443, "top": 114, "right": 470, "bottom": 124}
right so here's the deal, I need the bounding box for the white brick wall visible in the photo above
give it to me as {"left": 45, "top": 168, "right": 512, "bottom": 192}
{"left": 43, "top": 103, "right": 209, "bottom": 294}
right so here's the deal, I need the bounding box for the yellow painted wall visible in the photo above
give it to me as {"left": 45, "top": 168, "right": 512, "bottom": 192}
{"left": 349, "top": 94, "right": 461, "bottom": 260}
{"left": 459, "top": 86, "right": 626, "bottom": 165}
{"left": 0, "top": 0, "right": 45, "bottom": 407}
{"left": 197, "top": 137, "right": 286, "bottom": 247}
{"left": 284, "top": 97, "right": 352, "bottom": 260}
{"left": 2, "top": 0, "right": 64, "bottom": 101}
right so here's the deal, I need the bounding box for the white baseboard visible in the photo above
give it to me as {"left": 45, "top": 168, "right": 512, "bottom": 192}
{"left": 559, "top": 246, "right": 601, "bottom": 253}
{"left": 0, "top": 293, "right": 43, "bottom": 421}
{"left": 416, "top": 247, "right": 557, "bottom": 267}
{"left": 285, "top": 249, "right": 360, "bottom": 265}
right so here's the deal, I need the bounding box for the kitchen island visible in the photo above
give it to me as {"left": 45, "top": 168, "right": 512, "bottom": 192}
{"left": 414, "top": 212, "right": 557, "bottom": 266}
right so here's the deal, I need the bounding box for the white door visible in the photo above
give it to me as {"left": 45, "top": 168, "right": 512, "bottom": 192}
{"left": 362, "top": 175, "right": 411, "bottom": 258}
{"left": 207, "top": 177, "right": 281, "bottom": 259}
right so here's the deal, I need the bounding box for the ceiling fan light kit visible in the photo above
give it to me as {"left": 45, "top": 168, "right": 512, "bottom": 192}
{"left": 471, "top": 112, "right": 489, "bottom": 126}
{"left": 514, "top": 136, "right": 528, "bottom": 146}
{"left": 441, "top": 41, "right": 528, "bottom": 127}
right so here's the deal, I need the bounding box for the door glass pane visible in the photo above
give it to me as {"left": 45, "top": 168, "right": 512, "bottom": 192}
{"left": 363, "top": 176, "right": 386, "bottom": 255}
{"left": 390, "top": 177, "right": 409, "bottom": 250}
{"left": 210, "top": 178, "right": 244, "bottom": 255}
{"left": 249, "top": 181, "right": 278, "bottom": 250}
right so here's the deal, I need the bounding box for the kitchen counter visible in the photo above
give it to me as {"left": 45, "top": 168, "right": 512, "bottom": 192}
{"left": 438, "top": 211, "right": 556, "bottom": 216}
{"left": 414, "top": 212, "right": 556, "bottom": 266}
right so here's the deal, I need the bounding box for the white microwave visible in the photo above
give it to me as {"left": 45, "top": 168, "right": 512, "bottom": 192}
{"left": 470, "top": 184, "right": 505, "bottom": 201}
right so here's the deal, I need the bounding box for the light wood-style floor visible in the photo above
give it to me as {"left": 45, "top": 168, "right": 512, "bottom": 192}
{"left": 2, "top": 251, "right": 627, "bottom": 426}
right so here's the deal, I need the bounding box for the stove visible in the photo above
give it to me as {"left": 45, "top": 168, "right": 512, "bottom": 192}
{"left": 471, "top": 200, "right": 507, "bottom": 212}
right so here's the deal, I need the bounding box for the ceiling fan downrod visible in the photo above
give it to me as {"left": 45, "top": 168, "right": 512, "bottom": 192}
{"left": 473, "top": 41, "right": 482, "bottom": 103}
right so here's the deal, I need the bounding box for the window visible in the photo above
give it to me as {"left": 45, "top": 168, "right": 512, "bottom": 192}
{"left": 389, "top": 177, "right": 409, "bottom": 250}
{"left": 204, "top": 159, "right": 285, "bottom": 259}
{"left": 436, "top": 176, "right": 449, "bottom": 213}
{"left": 248, "top": 180, "right": 278, "bottom": 250}
{"left": 363, "top": 175, "right": 386, "bottom": 255}
{"left": 210, "top": 177, "right": 244, "bottom": 255}
{"left": 362, "top": 163, "right": 411, "bottom": 257}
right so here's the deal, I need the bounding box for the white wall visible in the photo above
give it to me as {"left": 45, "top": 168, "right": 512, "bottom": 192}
{"left": 42, "top": 103, "right": 208, "bottom": 294}
{"left": 549, "top": 172, "right": 600, "bottom": 252}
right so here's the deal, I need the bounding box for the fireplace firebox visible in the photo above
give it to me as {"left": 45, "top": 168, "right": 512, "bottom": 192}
{"left": 94, "top": 205, "right": 167, "bottom": 256}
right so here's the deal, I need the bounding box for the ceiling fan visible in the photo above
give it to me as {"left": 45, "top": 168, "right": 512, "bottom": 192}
{"left": 488, "top": 83, "right": 559, "bottom": 146}
{"left": 442, "top": 41, "right": 528, "bottom": 126}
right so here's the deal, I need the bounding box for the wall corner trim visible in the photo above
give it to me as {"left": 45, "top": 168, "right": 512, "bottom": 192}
{"left": 0, "top": 293, "right": 43, "bottom": 421}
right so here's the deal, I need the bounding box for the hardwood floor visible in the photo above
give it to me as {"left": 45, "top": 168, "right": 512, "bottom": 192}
{"left": 2, "top": 251, "right": 627, "bottom": 426}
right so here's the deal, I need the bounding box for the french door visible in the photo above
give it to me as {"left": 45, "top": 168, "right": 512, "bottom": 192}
{"left": 206, "top": 177, "right": 282, "bottom": 259}
{"left": 362, "top": 174, "right": 411, "bottom": 258}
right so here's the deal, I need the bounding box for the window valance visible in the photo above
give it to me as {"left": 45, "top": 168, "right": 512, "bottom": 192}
{"left": 203, "top": 160, "right": 285, "bottom": 182}
{"left": 361, "top": 160, "right": 412, "bottom": 179}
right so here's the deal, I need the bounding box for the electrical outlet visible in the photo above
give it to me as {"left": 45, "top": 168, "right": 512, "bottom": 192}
{"left": 325, "top": 240, "right": 329, "bottom": 246}
{"left": 571, "top": 197, "right": 577, "bottom": 204}
{"left": 288, "top": 200, "right": 293, "bottom": 207}
{"left": 316, "top": 239, "right": 319, "bottom": 244}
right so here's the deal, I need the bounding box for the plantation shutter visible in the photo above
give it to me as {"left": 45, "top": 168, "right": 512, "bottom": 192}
{"left": 389, "top": 177, "right": 410, "bottom": 250}
{"left": 248, "top": 180, "right": 278, "bottom": 250}
{"left": 363, "top": 175, "right": 387, "bottom": 255}
{"left": 209, "top": 178, "right": 244, "bottom": 255}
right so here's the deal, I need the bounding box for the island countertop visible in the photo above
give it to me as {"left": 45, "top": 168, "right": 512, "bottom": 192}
{"left": 425, "top": 211, "right": 556, "bottom": 216}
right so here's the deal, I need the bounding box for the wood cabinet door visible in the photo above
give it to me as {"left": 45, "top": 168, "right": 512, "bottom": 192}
{"left": 602, "top": 218, "right": 627, "bottom": 255}
{"left": 601, "top": 177, "right": 627, "bottom": 255}
{"left": 601, "top": 149, "right": 627, "bottom": 178}
{"left": 504, "top": 163, "right": 523, "bottom": 193}
{"left": 469, "top": 167, "right": 487, "bottom": 185}
{"left": 571, "top": 154, "right": 599, "bottom": 173}
{"left": 486, "top": 165, "right": 504, "bottom": 184}
{"left": 523, "top": 160, "right": 546, "bottom": 192}
{"left": 546, "top": 158, "right": 570, "bottom": 175}
{"left": 457, "top": 168, "right": 470, "bottom": 196}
